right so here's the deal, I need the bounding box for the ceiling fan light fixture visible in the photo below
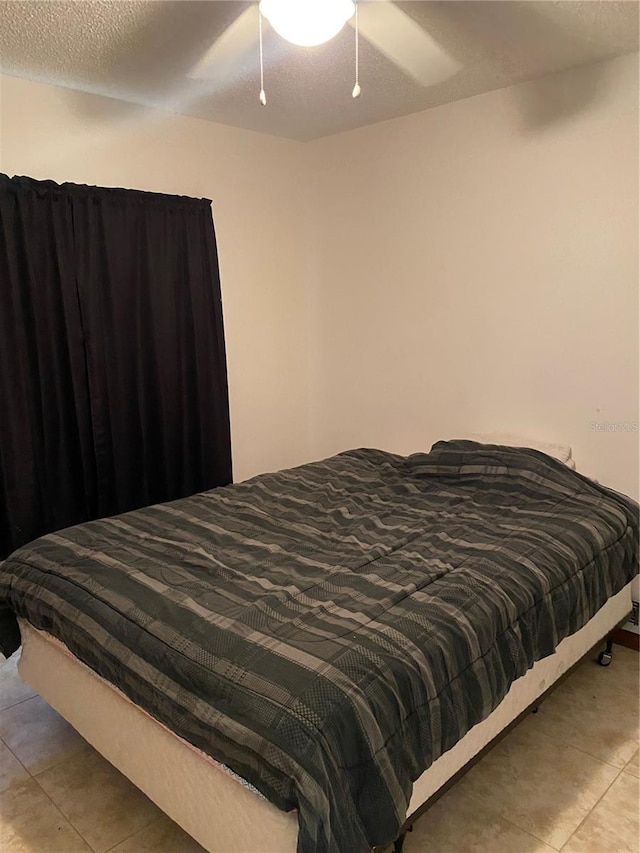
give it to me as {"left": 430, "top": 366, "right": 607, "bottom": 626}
{"left": 259, "top": 0, "right": 355, "bottom": 47}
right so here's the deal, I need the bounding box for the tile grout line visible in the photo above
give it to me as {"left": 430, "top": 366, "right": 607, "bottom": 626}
{"left": 12, "top": 772, "right": 94, "bottom": 851}
{"left": 101, "top": 815, "right": 163, "bottom": 853}
{"left": 499, "top": 815, "right": 557, "bottom": 851}
{"left": 528, "top": 725, "right": 635, "bottom": 773}
{"left": 2, "top": 693, "right": 91, "bottom": 778}
{"left": 31, "top": 770, "right": 104, "bottom": 852}
{"left": 519, "top": 720, "right": 635, "bottom": 774}
{"left": 0, "top": 735, "right": 31, "bottom": 777}
{"left": 0, "top": 684, "right": 81, "bottom": 786}
{"left": 0, "top": 690, "right": 39, "bottom": 714}
{"left": 456, "top": 696, "right": 637, "bottom": 853}
{"left": 1, "top": 697, "right": 91, "bottom": 777}
{"left": 557, "top": 766, "right": 624, "bottom": 852}
{"left": 31, "top": 750, "right": 163, "bottom": 853}
{"left": 464, "top": 791, "right": 557, "bottom": 850}
{"left": 0, "top": 683, "right": 157, "bottom": 851}
{"left": 28, "top": 739, "right": 91, "bottom": 778}
{"left": 621, "top": 767, "right": 640, "bottom": 781}
{"left": 463, "top": 747, "right": 629, "bottom": 853}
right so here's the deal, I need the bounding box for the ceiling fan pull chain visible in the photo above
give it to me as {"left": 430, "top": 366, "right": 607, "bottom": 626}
{"left": 352, "top": 1, "right": 361, "bottom": 99}
{"left": 259, "top": 7, "right": 267, "bottom": 106}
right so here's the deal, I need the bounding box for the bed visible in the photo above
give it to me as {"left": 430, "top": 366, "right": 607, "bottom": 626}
{"left": 0, "top": 440, "right": 638, "bottom": 853}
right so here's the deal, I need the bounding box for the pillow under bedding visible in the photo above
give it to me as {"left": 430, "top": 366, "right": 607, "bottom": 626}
{"left": 467, "top": 432, "right": 573, "bottom": 464}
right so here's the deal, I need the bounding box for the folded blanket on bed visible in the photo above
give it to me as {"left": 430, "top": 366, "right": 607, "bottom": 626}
{"left": 0, "top": 441, "right": 637, "bottom": 853}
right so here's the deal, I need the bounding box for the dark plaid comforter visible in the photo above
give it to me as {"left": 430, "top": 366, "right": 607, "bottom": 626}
{"left": 0, "top": 441, "right": 638, "bottom": 853}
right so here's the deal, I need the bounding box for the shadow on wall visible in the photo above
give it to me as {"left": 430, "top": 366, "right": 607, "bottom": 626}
{"left": 511, "top": 62, "right": 613, "bottom": 131}
{"left": 407, "top": 0, "right": 636, "bottom": 133}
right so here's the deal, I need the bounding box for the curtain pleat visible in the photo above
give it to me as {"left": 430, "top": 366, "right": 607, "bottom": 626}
{"left": 0, "top": 175, "right": 232, "bottom": 558}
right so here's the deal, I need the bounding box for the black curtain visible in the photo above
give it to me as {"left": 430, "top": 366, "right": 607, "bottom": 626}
{"left": 0, "top": 175, "right": 232, "bottom": 558}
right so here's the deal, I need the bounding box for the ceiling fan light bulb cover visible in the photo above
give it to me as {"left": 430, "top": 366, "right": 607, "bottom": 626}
{"left": 259, "top": 0, "right": 355, "bottom": 47}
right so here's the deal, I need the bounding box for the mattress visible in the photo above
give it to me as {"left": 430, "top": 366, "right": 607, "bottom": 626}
{"left": 17, "top": 581, "right": 633, "bottom": 853}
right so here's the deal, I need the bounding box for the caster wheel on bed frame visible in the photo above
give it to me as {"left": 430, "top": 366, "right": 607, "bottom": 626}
{"left": 597, "top": 637, "right": 613, "bottom": 667}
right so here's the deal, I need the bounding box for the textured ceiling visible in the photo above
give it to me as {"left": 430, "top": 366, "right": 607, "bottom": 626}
{"left": 0, "top": 1, "right": 638, "bottom": 141}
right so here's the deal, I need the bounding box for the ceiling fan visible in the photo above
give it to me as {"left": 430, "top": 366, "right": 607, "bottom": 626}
{"left": 189, "top": 0, "right": 462, "bottom": 102}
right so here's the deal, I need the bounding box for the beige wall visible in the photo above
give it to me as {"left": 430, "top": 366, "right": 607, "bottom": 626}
{"left": 307, "top": 54, "right": 639, "bottom": 503}
{"left": 0, "top": 74, "right": 310, "bottom": 484}
{"left": 2, "top": 55, "right": 638, "bottom": 509}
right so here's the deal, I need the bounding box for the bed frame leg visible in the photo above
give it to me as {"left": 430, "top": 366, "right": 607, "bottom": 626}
{"left": 597, "top": 636, "right": 613, "bottom": 667}
{"left": 394, "top": 832, "right": 407, "bottom": 853}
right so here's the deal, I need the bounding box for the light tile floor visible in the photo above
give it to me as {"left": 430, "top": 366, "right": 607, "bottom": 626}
{"left": 0, "top": 646, "right": 638, "bottom": 853}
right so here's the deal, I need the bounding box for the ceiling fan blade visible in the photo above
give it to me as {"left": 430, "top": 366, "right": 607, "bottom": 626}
{"left": 188, "top": 5, "right": 260, "bottom": 80}
{"left": 351, "top": 1, "right": 461, "bottom": 87}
